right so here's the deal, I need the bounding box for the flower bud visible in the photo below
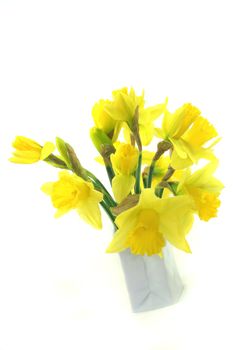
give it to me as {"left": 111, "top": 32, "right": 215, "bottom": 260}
{"left": 90, "top": 127, "right": 113, "bottom": 154}
{"left": 92, "top": 99, "right": 117, "bottom": 135}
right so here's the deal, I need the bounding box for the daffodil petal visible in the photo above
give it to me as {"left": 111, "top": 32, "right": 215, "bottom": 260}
{"left": 170, "top": 138, "right": 187, "bottom": 159}
{"left": 77, "top": 198, "right": 102, "bottom": 229}
{"left": 186, "top": 161, "right": 224, "bottom": 193}
{"left": 153, "top": 195, "right": 194, "bottom": 252}
{"left": 106, "top": 227, "right": 129, "bottom": 253}
{"left": 9, "top": 156, "right": 39, "bottom": 164}
{"left": 112, "top": 174, "right": 135, "bottom": 203}
{"left": 154, "top": 127, "right": 166, "bottom": 139}
{"left": 55, "top": 208, "right": 71, "bottom": 218}
{"left": 141, "top": 150, "right": 155, "bottom": 165}
{"left": 171, "top": 150, "right": 193, "bottom": 169}
{"left": 94, "top": 155, "right": 105, "bottom": 165}
{"left": 139, "top": 124, "right": 154, "bottom": 146}
{"left": 12, "top": 136, "right": 41, "bottom": 150}
{"left": 41, "top": 182, "right": 54, "bottom": 195}
{"left": 40, "top": 142, "right": 55, "bottom": 160}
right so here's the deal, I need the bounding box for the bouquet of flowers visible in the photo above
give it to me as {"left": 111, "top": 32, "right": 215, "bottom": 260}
{"left": 10, "top": 87, "right": 223, "bottom": 311}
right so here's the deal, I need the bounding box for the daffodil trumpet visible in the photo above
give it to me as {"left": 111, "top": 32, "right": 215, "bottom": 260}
{"left": 10, "top": 87, "right": 223, "bottom": 258}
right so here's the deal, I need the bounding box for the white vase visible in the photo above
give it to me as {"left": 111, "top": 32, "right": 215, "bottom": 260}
{"left": 119, "top": 244, "right": 184, "bottom": 313}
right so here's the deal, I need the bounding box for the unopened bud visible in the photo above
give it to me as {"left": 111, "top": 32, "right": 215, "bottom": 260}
{"left": 90, "top": 127, "right": 113, "bottom": 154}
{"left": 65, "top": 143, "right": 88, "bottom": 180}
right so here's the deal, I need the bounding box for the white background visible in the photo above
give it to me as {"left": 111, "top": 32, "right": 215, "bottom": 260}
{"left": 0, "top": 1, "right": 232, "bottom": 349}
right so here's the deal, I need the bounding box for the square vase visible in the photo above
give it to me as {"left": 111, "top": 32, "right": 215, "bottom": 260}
{"left": 119, "top": 245, "right": 183, "bottom": 313}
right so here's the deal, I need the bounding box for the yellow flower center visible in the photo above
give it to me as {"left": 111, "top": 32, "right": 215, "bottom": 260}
{"left": 183, "top": 116, "right": 217, "bottom": 148}
{"left": 111, "top": 143, "right": 139, "bottom": 175}
{"left": 188, "top": 187, "right": 220, "bottom": 221}
{"left": 126, "top": 209, "right": 165, "bottom": 255}
{"left": 75, "top": 182, "right": 91, "bottom": 201}
{"left": 52, "top": 178, "right": 90, "bottom": 210}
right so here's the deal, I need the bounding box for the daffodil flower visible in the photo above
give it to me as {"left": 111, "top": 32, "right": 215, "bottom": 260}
{"left": 107, "top": 188, "right": 194, "bottom": 256}
{"left": 104, "top": 87, "right": 167, "bottom": 146}
{"left": 104, "top": 87, "right": 144, "bottom": 125}
{"left": 9, "top": 136, "right": 55, "bottom": 164}
{"left": 110, "top": 142, "right": 139, "bottom": 203}
{"left": 92, "top": 99, "right": 121, "bottom": 141}
{"left": 124, "top": 99, "right": 168, "bottom": 146}
{"left": 155, "top": 104, "right": 219, "bottom": 169}
{"left": 10, "top": 89, "right": 223, "bottom": 257}
{"left": 177, "top": 161, "right": 224, "bottom": 221}
{"left": 41, "top": 171, "right": 103, "bottom": 229}
{"left": 92, "top": 99, "right": 116, "bottom": 134}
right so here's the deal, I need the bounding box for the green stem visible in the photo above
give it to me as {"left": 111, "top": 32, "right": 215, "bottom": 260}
{"left": 103, "top": 195, "right": 114, "bottom": 208}
{"left": 100, "top": 201, "right": 117, "bottom": 229}
{"left": 142, "top": 174, "right": 147, "bottom": 188}
{"left": 147, "top": 159, "right": 156, "bottom": 188}
{"left": 85, "top": 169, "right": 116, "bottom": 207}
{"left": 134, "top": 152, "right": 142, "bottom": 194}
{"left": 104, "top": 161, "right": 115, "bottom": 185}
{"left": 147, "top": 141, "right": 172, "bottom": 188}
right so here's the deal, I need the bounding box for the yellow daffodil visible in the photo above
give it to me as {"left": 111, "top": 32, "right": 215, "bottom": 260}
{"left": 92, "top": 99, "right": 121, "bottom": 141}
{"left": 111, "top": 142, "right": 139, "bottom": 175}
{"left": 41, "top": 171, "right": 103, "bottom": 229}
{"left": 157, "top": 103, "right": 201, "bottom": 139}
{"left": 10, "top": 88, "right": 224, "bottom": 258}
{"left": 92, "top": 99, "right": 116, "bottom": 134}
{"left": 110, "top": 142, "right": 139, "bottom": 203}
{"left": 177, "top": 162, "right": 224, "bottom": 221}
{"left": 104, "top": 87, "right": 144, "bottom": 125}
{"left": 10, "top": 136, "right": 55, "bottom": 164}
{"left": 104, "top": 87, "right": 167, "bottom": 145}
{"left": 107, "top": 188, "right": 194, "bottom": 256}
{"left": 155, "top": 103, "right": 219, "bottom": 169}
{"left": 124, "top": 99, "right": 168, "bottom": 146}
